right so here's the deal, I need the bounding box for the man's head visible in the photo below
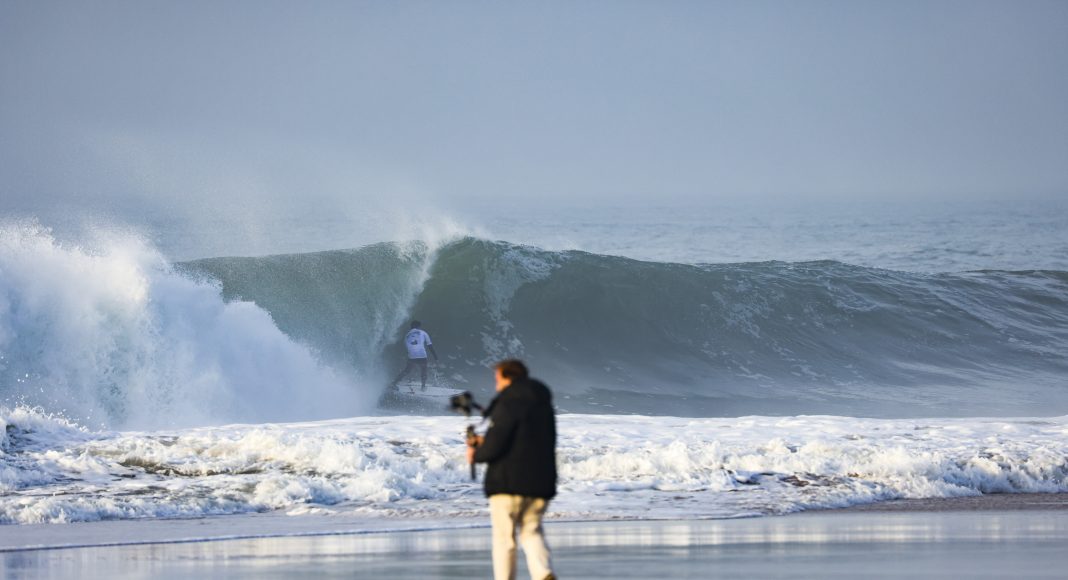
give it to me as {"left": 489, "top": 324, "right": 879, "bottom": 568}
{"left": 494, "top": 359, "right": 529, "bottom": 392}
{"left": 410, "top": 320, "right": 422, "bottom": 329}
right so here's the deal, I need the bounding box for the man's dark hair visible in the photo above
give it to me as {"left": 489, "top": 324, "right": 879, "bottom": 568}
{"left": 410, "top": 320, "right": 422, "bottom": 329}
{"left": 495, "top": 359, "right": 529, "bottom": 380}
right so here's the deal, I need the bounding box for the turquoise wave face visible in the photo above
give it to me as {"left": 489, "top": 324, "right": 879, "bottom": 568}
{"left": 182, "top": 238, "right": 1068, "bottom": 418}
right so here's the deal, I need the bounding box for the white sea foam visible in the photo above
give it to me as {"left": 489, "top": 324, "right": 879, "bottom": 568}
{"left": 1, "top": 406, "right": 1064, "bottom": 525}
{"left": 0, "top": 222, "right": 371, "bottom": 429}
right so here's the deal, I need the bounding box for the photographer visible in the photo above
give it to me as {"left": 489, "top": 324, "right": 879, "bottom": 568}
{"left": 466, "top": 359, "right": 557, "bottom": 580}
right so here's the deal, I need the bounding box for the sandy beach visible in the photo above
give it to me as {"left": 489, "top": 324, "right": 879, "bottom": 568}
{"left": 3, "top": 493, "right": 1066, "bottom": 579}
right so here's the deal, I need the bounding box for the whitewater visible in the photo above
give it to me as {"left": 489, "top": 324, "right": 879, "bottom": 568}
{"left": 3, "top": 407, "right": 1066, "bottom": 526}
{"left": 2, "top": 203, "right": 1068, "bottom": 532}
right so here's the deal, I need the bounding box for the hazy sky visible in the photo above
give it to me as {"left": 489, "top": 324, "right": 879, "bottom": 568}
{"left": 2, "top": 0, "right": 1066, "bottom": 220}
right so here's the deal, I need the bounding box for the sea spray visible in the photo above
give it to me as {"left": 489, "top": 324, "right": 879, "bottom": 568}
{"left": 0, "top": 222, "right": 369, "bottom": 429}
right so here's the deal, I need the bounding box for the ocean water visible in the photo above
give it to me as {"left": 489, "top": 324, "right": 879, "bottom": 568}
{"left": 1, "top": 199, "right": 1067, "bottom": 529}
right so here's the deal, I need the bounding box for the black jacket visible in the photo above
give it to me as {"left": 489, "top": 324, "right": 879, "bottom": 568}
{"left": 473, "top": 377, "right": 557, "bottom": 499}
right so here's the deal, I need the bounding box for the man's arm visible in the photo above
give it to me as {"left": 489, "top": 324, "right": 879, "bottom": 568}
{"left": 424, "top": 331, "right": 439, "bottom": 361}
{"left": 472, "top": 400, "right": 517, "bottom": 464}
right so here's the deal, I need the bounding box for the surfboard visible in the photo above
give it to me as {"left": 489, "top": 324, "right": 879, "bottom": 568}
{"left": 381, "top": 367, "right": 466, "bottom": 412}
{"left": 392, "top": 381, "right": 464, "bottom": 400}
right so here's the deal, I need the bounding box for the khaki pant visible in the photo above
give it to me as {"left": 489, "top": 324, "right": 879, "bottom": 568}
{"left": 489, "top": 494, "right": 554, "bottom": 580}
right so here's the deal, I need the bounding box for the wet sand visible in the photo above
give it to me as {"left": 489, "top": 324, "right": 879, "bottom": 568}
{"left": 835, "top": 491, "right": 1068, "bottom": 512}
{"left": 2, "top": 494, "right": 1067, "bottom": 579}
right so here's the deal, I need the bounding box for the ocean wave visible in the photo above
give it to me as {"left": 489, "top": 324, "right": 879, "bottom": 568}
{"left": 4, "top": 223, "right": 1067, "bottom": 425}
{"left": 186, "top": 238, "right": 1068, "bottom": 417}
{"left": 0, "top": 223, "right": 374, "bottom": 429}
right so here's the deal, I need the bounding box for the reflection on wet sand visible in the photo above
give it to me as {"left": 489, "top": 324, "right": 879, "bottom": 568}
{"left": 4, "top": 509, "right": 1066, "bottom": 579}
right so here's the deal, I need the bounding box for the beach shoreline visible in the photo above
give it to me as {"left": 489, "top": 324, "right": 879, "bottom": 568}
{"left": 3, "top": 492, "right": 1066, "bottom": 554}
{"left": 832, "top": 491, "right": 1068, "bottom": 513}
{"left": 3, "top": 494, "right": 1067, "bottom": 579}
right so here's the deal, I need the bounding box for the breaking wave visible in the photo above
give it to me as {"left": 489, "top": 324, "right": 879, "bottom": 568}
{"left": 186, "top": 238, "right": 1068, "bottom": 418}
{"left": 0, "top": 223, "right": 373, "bottom": 429}
{"left": 4, "top": 224, "right": 1067, "bottom": 426}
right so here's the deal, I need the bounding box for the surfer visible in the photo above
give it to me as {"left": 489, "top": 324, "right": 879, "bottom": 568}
{"left": 391, "top": 320, "right": 439, "bottom": 391}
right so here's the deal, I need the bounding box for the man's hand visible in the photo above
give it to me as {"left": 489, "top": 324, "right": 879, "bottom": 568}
{"left": 466, "top": 435, "right": 484, "bottom": 464}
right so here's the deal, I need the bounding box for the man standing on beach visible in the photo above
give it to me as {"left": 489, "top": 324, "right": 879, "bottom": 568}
{"left": 467, "top": 359, "right": 557, "bottom": 580}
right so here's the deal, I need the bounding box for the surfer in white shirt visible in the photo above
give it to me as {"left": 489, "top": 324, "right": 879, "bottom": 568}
{"left": 391, "top": 320, "right": 439, "bottom": 391}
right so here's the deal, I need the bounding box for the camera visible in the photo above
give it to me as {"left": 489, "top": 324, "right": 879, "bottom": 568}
{"left": 449, "top": 391, "right": 483, "bottom": 418}
{"left": 449, "top": 391, "right": 485, "bottom": 481}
